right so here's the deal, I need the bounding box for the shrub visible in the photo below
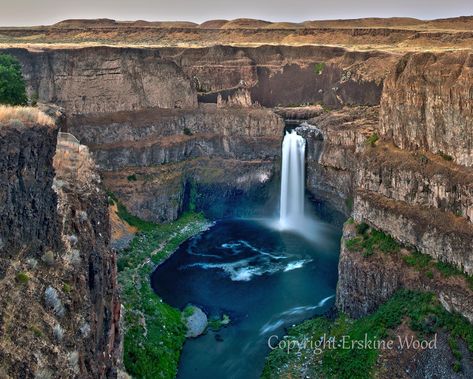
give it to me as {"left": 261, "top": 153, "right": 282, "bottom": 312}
{"left": 356, "top": 222, "right": 369, "bottom": 235}
{"left": 346, "top": 225, "right": 400, "bottom": 256}
{"left": 314, "top": 62, "right": 325, "bottom": 75}
{"left": 41, "top": 250, "right": 55, "bottom": 266}
{"left": 80, "top": 322, "right": 91, "bottom": 337}
{"left": 436, "top": 261, "right": 461, "bottom": 277}
{"left": 30, "top": 325, "right": 43, "bottom": 337}
{"left": 127, "top": 174, "right": 137, "bottom": 182}
{"left": 34, "top": 368, "right": 53, "bottom": 379}
{"left": 183, "top": 127, "right": 193, "bottom": 136}
{"left": 44, "top": 286, "right": 65, "bottom": 317}
{"left": 438, "top": 151, "right": 453, "bottom": 161}
{"left": 418, "top": 154, "right": 429, "bottom": 164}
{"left": 68, "top": 351, "right": 79, "bottom": 373}
{"left": 0, "top": 54, "right": 28, "bottom": 106}
{"left": 183, "top": 305, "right": 196, "bottom": 318}
{"left": 8, "top": 118, "right": 24, "bottom": 128}
{"left": 66, "top": 249, "right": 81, "bottom": 266}
{"left": 116, "top": 202, "right": 157, "bottom": 232}
{"left": 63, "top": 283, "right": 72, "bottom": 294}
{"left": 208, "top": 314, "right": 231, "bottom": 331}
{"left": 365, "top": 132, "right": 379, "bottom": 147}
{"left": 403, "top": 250, "right": 432, "bottom": 270}
{"left": 16, "top": 271, "right": 29, "bottom": 284}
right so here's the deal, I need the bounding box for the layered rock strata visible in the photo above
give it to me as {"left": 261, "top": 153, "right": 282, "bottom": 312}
{"left": 0, "top": 119, "right": 120, "bottom": 378}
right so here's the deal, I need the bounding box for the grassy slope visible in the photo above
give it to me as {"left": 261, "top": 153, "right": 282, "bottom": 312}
{"left": 116, "top": 206, "right": 209, "bottom": 379}
{"left": 262, "top": 290, "right": 473, "bottom": 379}
{"left": 263, "top": 222, "right": 473, "bottom": 378}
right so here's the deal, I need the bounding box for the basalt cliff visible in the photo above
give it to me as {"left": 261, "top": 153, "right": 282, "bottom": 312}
{"left": 0, "top": 16, "right": 472, "bottom": 378}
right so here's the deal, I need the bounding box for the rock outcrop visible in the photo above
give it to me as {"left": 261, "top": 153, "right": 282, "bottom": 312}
{"left": 66, "top": 105, "right": 283, "bottom": 222}
{"left": 380, "top": 51, "right": 473, "bottom": 167}
{"left": 1, "top": 47, "right": 197, "bottom": 114}
{"left": 337, "top": 222, "right": 473, "bottom": 322}
{"left": 0, "top": 116, "right": 120, "bottom": 378}
{"left": 0, "top": 118, "right": 60, "bottom": 261}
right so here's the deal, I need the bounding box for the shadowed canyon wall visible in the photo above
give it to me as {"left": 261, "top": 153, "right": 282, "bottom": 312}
{"left": 0, "top": 119, "right": 120, "bottom": 378}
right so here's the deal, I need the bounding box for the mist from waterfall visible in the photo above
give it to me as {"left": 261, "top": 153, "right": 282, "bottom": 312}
{"left": 280, "top": 130, "right": 306, "bottom": 228}
{"left": 276, "top": 129, "right": 327, "bottom": 243}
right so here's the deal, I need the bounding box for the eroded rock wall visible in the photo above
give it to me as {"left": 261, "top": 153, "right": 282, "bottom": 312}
{"left": 0, "top": 120, "right": 60, "bottom": 261}
{"left": 67, "top": 105, "right": 283, "bottom": 222}
{"left": 0, "top": 121, "right": 120, "bottom": 378}
{"left": 380, "top": 51, "right": 473, "bottom": 167}
{"left": 2, "top": 47, "right": 197, "bottom": 114}
{"left": 337, "top": 223, "right": 473, "bottom": 321}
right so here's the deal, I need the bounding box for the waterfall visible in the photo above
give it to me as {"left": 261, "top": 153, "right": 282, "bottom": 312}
{"left": 279, "top": 130, "right": 306, "bottom": 229}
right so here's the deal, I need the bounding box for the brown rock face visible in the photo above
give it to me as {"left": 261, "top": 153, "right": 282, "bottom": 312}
{"left": 380, "top": 51, "right": 473, "bottom": 167}
{"left": 0, "top": 120, "right": 60, "bottom": 262}
{"left": 2, "top": 47, "right": 197, "bottom": 114}
{"left": 0, "top": 120, "right": 120, "bottom": 378}
{"left": 67, "top": 105, "right": 283, "bottom": 222}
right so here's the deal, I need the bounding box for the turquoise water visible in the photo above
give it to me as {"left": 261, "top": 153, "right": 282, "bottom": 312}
{"left": 151, "top": 212, "right": 342, "bottom": 379}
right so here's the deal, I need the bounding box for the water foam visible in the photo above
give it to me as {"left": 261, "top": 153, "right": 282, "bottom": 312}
{"left": 259, "top": 295, "right": 335, "bottom": 335}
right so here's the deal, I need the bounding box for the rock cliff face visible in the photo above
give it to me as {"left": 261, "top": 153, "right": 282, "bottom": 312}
{"left": 159, "top": 45, "right": 396, "bottom": 108}
{"left": 3, "top": 45, "right": 398, "bottom": 114}
{"left": 302, "top": 51, "right": 473, "bottom": 318}
{"left": 67, "top": 105, "right": 283, "bottom": 222}
{"left": 0, "top": 120, "right": 60, "bottom": 261}
{"left": 298, "top": 106, "right": 378, "bottom": 215}
{"left": 337, "top": 223, "right": 473, "bottom": 322}
{"left": 1, "top": 47, "right": 197, "bottom": 114}
{"left": 380, "top": 51, "right": 473, "bottom": 167}
{"left": 0, "top": 119, "right": 120, "bottom": 378}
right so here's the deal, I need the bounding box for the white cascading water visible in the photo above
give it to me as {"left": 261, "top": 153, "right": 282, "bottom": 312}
{"left": 279, "top": 130, "right": 306, "bottom": 229}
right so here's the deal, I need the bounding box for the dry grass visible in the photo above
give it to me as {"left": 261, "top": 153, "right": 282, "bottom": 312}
{"left": 0, "top": 105, "right": 54, "bottom": 126}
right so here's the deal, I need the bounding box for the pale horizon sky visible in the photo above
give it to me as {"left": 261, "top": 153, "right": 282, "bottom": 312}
{"left": 0, "top": 0, "right": 472, "bottom": 27}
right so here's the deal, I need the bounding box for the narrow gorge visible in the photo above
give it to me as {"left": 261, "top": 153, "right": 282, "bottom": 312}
{"left": 0, "top": 15, "right": 472, "bottom": 379}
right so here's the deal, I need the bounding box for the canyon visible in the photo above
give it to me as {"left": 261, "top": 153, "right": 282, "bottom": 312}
{"left": 0, "top": 16, "right": 472, "bottom": 378}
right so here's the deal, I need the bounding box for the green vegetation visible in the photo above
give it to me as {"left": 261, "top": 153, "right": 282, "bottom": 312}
{"left": 347, "top": 222, "right": 473, "bottom": 290}
{"left": 418, "top": 153, "right": 429, "bottom": 164}
{"left": 62, "top": 283, "right": 72, "bottom": 294}
{"left": 41, "top": 250, "right": 55, "bottom": 266}
{"left": 365, "top": 132, "right": 379, "bottom": 147}
{"left": 0, "top": 54, "right": 28, "bottom": 106}
{"left": 127, "top": 174, "right": 137, "bottom": 182}
{"left": 401, "top": 249, "right": 473, "bottom": 290}
{"left": 16, "top": 271, "right": 29, "bottom": 284}
{"left": 262, "top": 290, "right": 473, "bottom": 379}
{"left": 118, "top": 210, "right": 209, "bottom": 379}
{"left": 345, "top": 224, "right": 400, "bottom": 257}
{"left": 183, "top": 305, "right": 196, "bottom": 318}
{"left": 183, "top": 127, "right": 193, "bottom": 136}
{"left": 108, "top": 194, "right": 158, "bottom": 232}
{"left": 208, "top": 314, "right": 231, "bottom": 331}
{"left": 30, "top": 325, "right": 43, "bottom": 338}
{"left": 402, "top": 249, "right": 432, "bottom": 270}
{"left": 314, "top": 62, "right": 325, "bottom": 75}
{"left": 438, "top": 151, "right": 454, "bottom": 161}
{"left": 188, "top": 180, "right": 198, "bottom": 212}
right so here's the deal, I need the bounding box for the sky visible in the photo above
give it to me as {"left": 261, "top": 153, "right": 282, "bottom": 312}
{"left": 0, "top": 0, "right": 472, "bottom": 26}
